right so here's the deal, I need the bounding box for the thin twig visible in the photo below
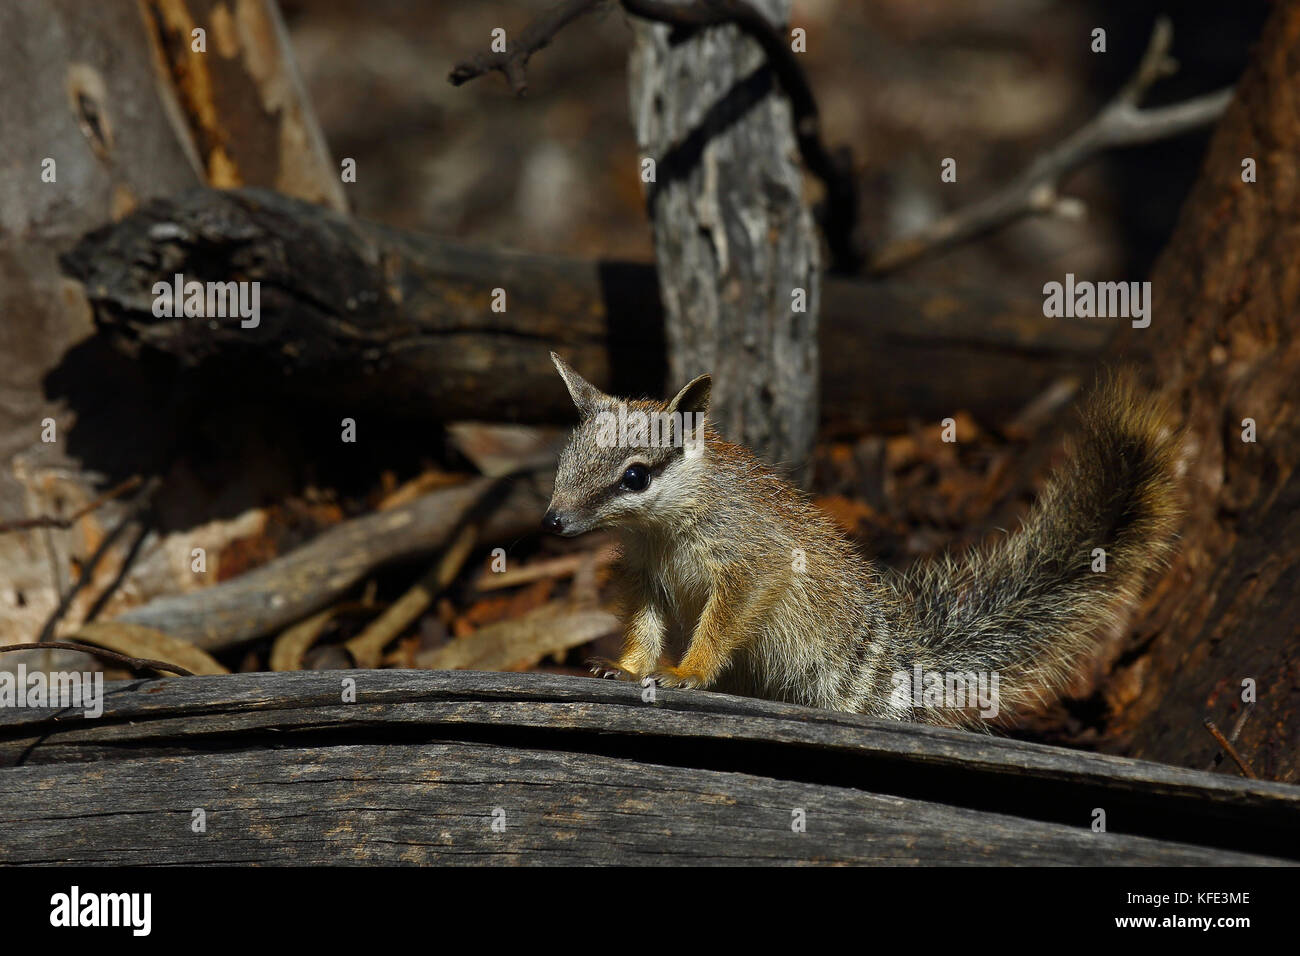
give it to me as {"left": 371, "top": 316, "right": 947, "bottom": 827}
{"left": 270, "top": 609, "right": 337, "bottom": 672}
{"left": 0, "top": 641, "right": 193, "bottom": 677}
{"left": 81, "top": 520, "right": 150, "bottom": 624}
{"left": 476, "top": 543, "right": 618, "bottom": 592}
{"left": 448, "top": 0, "right": 860, "bottom": 271}
{"left": 346, "top": 522, "right": 480, "bottom": 669}
{"left": 0, "top": 475, "right": 142, "bottom": 535}
{"left": 417, "top": 601, "right": 619, "bottom": 671}
{"left": 344, "top": 473, "right": 522, "bottom": 668}
{"left": 1204, "top": 699, "right": 1256, "bottom": 772}
{"left": 1227, "top": 699, "right": 1255, "bottom": 744}
{"left": 1203, "top": 718, "right": 1258, "bottom": 779}
{"left": 866, "top": 17, "right": 1233, "bottom": 275}
{"left": 448, "top": 0, "right": 607, "bottom": 94}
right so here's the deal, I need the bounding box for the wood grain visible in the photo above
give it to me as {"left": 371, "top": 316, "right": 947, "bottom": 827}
{"left": 1064, "top": 0, "right": 1300, "bottom": 782}
{"left": 1, "top": 671, "right": 1294, "bottom": 865}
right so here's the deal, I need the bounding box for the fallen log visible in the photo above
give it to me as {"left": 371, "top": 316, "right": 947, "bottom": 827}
{"left": 0, "top": 671, "right": 1294, "bottom": 865}
{"left": 61, "top": 188, "right": 1112, "bottom": 432}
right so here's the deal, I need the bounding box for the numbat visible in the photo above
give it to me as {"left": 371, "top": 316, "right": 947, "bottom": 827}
{"left": 543, "top": 353, "right": 1180, "bottom": 727}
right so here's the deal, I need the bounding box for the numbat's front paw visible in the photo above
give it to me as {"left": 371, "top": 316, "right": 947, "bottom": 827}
{"left": 587, "top": 657, "right": 638, "bottom": 681}
{"left": 648, "top": 667, "right": 705, "bottom": 690}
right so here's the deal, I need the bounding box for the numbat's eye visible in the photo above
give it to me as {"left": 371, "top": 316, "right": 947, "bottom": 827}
{"left": 620, "top": 464, "right": 650, "bottom": 492}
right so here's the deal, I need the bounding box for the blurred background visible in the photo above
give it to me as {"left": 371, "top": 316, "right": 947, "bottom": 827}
{"left": 284, "top": 0, "right": 1265, "bottom": 279}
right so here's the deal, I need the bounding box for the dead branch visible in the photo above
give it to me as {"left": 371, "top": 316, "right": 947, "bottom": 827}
{"left": 1205, "top": 701, "right": 1256, "bottom": 772}
{"left": 65, "top": 188, "right": 1107, "bottom": 434}
{"left": 270, "top": 610, "right": 336, "bottom": 672}
{"left": 36, "top": 477, "right": 161, "bottom": 644}
{"left": 476, "top": 543, "right": 618, "bottom": 592}
{"left": 447, "top": 0, "right": 607, "bottom": 94}
{"left": 417, "top": 603, "right": 619, "bottom": 671}
{"left": 346, "top": 521, "right": 479, "bottom": 668}
{"left": 1203, "top": 719, "right": 1258, "bottom": 779}
{"left": 108, "top": 471, "right": 552, "bottom": 652}
{"left": 866, "top": 17, "right": 1233, "bottom": 275}
{"left": 68, "top": 621, "right": 228, "bottom": 676}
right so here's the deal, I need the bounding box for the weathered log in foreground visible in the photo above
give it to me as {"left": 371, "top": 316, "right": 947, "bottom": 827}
{"left": 0, "top": 671, "right": 1295, "bottom": 865}
{"left": 61, "top": 188, "right": 1111, "bottom": 431}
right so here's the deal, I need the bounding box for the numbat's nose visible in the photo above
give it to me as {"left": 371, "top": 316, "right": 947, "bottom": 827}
{"left": 542, "top": 510, "right": 564, "bottom": 534}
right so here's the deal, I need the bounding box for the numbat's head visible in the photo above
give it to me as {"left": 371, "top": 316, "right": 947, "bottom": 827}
{"left": 543, "top": 353, "right": 711, "bottom": 537}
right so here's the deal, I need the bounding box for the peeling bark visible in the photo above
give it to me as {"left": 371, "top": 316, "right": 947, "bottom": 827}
{"left": 138, "top": 0, "right": 346, "bottom": 211}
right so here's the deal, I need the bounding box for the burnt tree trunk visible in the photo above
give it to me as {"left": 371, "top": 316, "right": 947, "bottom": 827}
{"left": 1078, "top": 1, "right": 1300, "bottom": 782}
{"left": 628, "top": 0, "right": 820, "bottom": 480}
{"left": 62, "top": 188, "right": 1107, "bottom": 432}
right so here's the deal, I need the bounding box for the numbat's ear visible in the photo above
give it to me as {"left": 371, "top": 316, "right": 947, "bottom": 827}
{"left": 665, "top": 373, "right": 711, "bottom": 417}
{"left": 550, "top": 352, "right": 609, "bottom": 417}
{"left": 665, "top": 373, "right": 711, "bottom": 447}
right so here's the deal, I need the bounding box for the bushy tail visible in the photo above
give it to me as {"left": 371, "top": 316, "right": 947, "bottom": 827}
{"left": 894, "top": 373, "right": 1182, "bottom": 722}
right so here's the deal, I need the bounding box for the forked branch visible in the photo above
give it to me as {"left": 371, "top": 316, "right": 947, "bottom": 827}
{"left": 866, "top": 17, "right": 1233, "bottom": 275}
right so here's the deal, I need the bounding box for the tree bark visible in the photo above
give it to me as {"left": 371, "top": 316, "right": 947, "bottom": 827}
{"left": 628, "top": 0, "right": 820, "bottom": 479}
{"left": 1075, "top": 0, "right": 1300, "bottom": 783}
{"left": 136, "top": 0, "right": 347, "bottom": 212}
